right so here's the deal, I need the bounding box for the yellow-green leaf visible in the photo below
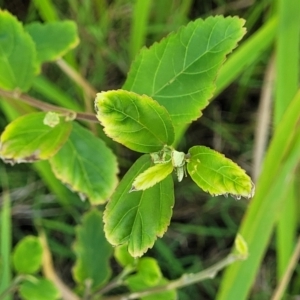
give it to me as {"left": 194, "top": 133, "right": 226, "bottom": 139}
{"left": 104, "top": 155, "right": 174, "bottom": 257}
{"left": 0, "top": 112, "right": 72, "bottom": 164}
{"left": 187, "top": 146, "right": 254, "bottom": 199}
{"left": 234, "top": 234, "right": 248, "bottom": 258}
{"left": 95, "top": 90, "right": 175, "bottom": 153}
{"left": 131, "top": 161, "right": 173, "bottom": 191}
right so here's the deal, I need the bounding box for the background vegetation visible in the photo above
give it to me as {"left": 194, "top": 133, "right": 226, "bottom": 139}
{"left": 0, "top": 0, "right": 299, "bottom": 299}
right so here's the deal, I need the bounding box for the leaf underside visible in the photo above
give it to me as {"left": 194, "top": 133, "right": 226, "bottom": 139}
{"left": 123, "top": 16, "right": 246, "bottom": 126}
{"left": 104, "top": 154, "right": 174, "bottom": 257}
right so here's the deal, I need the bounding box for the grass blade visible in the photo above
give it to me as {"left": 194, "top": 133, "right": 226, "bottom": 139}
{"left": 275, "top": 0, "right": 300, "bottom": 280}
{"left": 129, "top": 0, "right": 152, "bottom": 60}
{"left": 32, "top": 0, "right": 58, "bottom": 21}
{"left": 0, "top": 167, "right": 12, "bottom": 300}
{"left": 217, "top": 89, "right": 300, "bottom": 300}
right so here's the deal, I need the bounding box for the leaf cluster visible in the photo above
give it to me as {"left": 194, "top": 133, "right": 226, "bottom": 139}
{"left": 0, "top": 7, "right": 255, "bottom": 300}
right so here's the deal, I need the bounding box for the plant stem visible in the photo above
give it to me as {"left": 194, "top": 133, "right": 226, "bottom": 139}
{"left": 56, "top": 58, "right": 97, "bottom": 99}
{"left": 252, "top": 54, "right": 275, "bottom": 182}
{"left": 96, "top": 266, "right": 135, "bottom": 296}
{"left": 271, "top": 236, "right": 300, "bottom": 300}
{"left": 103, "top": 254, "right": 244, "bottom": 300}
{"left": 0, "top": 89, "right": 98, "bottom": 123}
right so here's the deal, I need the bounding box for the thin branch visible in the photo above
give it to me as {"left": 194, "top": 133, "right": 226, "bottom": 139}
{"left": 96, "top": 266, "right": 135, "bottom": 296}
{"left": 252, "top": 55, "right": 275, "bottom": 182}
{"left": 0, "top": 89, "right": 98, "bottom": 123}
{"left": 271, "top": 236, "right": 300, "bottom": 300}
{"left": 103, "top": 254, "right": 245, "bottom": 300}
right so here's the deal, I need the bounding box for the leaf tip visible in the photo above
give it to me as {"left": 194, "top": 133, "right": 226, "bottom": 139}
{"left": 231, "top": 180, "right": 255, "bottom": 200}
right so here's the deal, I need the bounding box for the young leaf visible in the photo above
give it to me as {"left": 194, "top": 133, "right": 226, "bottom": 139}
{"left": 125, "top": 258, "right": 162, "bottom": 288}
{"left": 72, "top": 209, "right": 113, "bottom": 291}
{"left": 95, "top": 90, "right": 175, "bottom": 153}
{"left": 0, "top": 10, "right": 37, "bottom": 91}
{"left": 131, "top": 161, "right": 173, "bottom": 191}
{"left": 25, "top": 21, "right": 79, "bottom": 64}
{"left": 114, "top": 244, "right": 136, "bottom": 267}
{"left": 49, "top": 122, "right": 118, "bottom": 204}
{"left": 19, "top": 277, "right": 60, "bottom": 300}
{"left": 0, "top": 112, "right": 72, "bottom": 164}
{"left": 126, "top": 258, "right": 176, "bottom": 300}
{"left": 187, "top": 146, "right": 254, "bottom": 199}
{"left": 123, "top": 16, "right": 246, "bottom": 125}
{"left": 104, "top": 155, "right": 174, "bottom": 257}
{"left": 13, "top": 236, "right": 43, "bottom": 274}
{"left": 234, "top": 234, "right": 248, "bottom": 258}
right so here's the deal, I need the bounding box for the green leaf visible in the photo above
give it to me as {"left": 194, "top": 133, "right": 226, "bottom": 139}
{"left": 0, "top": 10, "right": 37, "bottom": 91}
{"left": 72, "top": 209, "right": 113, "bottom": 290}
{"left": 126, "top": 258, "right": 161, "bottom": 288}
{"left": 12, "top": 236, "right": 42, "bottom": 274}
{"left": 123, "top": 16, "right": 246, "bottom": 125}
{"left": 95, "top": 90, "right": 175, "bottom": 153}
{"left": 104, "top": 155, "right": 174, "bottom": 257}
{"left": 19, "top": 277, "right": 60, "bottom": 300}
{"left": 114, "top": 244, "right": 136, "bottom": 267}
{"left": 49, "top": 122, "right": 118, "bottom": 204}
{"left": 0, "top": 112, "right": 72, "bottom": 164}
{"left": 126, "top": 258, "right": 176, "bottom": 300}
{"left": 25, "top": 21, "right": 79, "bottom": 64}
{"left": 131, "top": 161, "right": 173, "bottom": 191}
{"left": 187, "top": 146, "right": 254, "bottom": 199}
